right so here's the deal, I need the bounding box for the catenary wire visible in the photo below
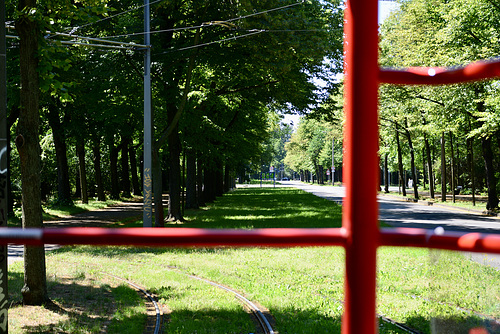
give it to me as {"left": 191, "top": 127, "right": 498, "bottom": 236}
{"left": 64, "top": 0, "right": 164, "bottom": 34}
{"left": 99, "top": 0, "right": 306, "bottom": 40}
{"left": 153, "top": 30, "right": 264, "bottom": 56}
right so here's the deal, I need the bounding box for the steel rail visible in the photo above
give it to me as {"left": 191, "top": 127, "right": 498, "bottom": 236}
{"left": 188, "top": 275, "right": 275, "bottom": 334}
{"left": 105, "top": 272, "right": 162, "bottom": 334}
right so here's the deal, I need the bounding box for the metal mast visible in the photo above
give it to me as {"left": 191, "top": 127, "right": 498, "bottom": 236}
{"left": 0, "top": 0, "right": 9, "bottom": 330}
{"left": 143, "top": 0, "right": 153, "bottom": 227}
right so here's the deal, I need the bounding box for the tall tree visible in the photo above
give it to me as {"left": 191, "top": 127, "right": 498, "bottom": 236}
{"left": 15, "top": 0, "right": 48, "bottom": 305}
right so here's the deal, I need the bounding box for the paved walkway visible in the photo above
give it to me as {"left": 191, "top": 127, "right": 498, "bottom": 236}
{"left": 275, "top": 181, "right": 500, "bottom": 270}
{"left": 8, "top": 199, "right": 144, "bottom": 264}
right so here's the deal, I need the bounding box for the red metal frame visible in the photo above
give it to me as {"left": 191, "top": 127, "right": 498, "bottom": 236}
{"left": 2, "top": 1, "right": 500, "bottom": 333}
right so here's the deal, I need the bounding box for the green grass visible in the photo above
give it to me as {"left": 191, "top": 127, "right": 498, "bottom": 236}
{"left": 8, "top": 187, "right": 500, "bottom": 333}
{"left": 179, "top": 188, "right": 342, "bottom": 228}
{"left": 9, "top": 198, "right": 123, "bottom": 227}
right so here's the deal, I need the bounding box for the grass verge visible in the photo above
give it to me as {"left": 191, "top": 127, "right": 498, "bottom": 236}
{"left": 8, "top": 187, "right": 500, "bottom": 333}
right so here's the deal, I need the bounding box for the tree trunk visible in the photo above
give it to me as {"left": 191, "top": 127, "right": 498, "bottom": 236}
{"left": 440, "top": 132, "right": 446, "bottom": 202}
{"left": 129, "top": 145, "right": 141, "bottom": 196}
{"left": 215, "top": 159, "right": 224, "bottom": 197}
{"left": 196, "top": 155, "right": 205, "bottom": 207}
{"left": 92, "top": 136, "right": 106, "bottom": 201}
{"left": 109, "top": 142, "right": 120, "bottom": 200}
{"left": 76, "top": 139, "right": 88, "bottom": 204}
{"left": 403, "top": 121, "right": 419, "bottom": 200}
{"left": 449, "top": 132, "right": 456, "bottom": 203}
{"left": 47, "top": 107, "right": 72, "bottom": 205}
{"left": 481, "top": 137, "right": 498, "bottom": 210}
{"left": 167, "top": 124, "right": 183, "bottom": 221}
{"left": 204, "top": 167, "right": 217, "bottom": 203}
{"left": 395, "top": 125, "right": 406, "bottom": 197}
{"left": 185, "top": 150, "right": 198, "bottom": 209}
{"left": 467, "top": 136, "right": 476, "bottom": 206}
{"left": 223, "top": 163, "right": 231, "bottom": 193}
{"left": 16, "top": 1, "right": 48, "bottom": 304}
{"left": 120, "top": 138, "right": 131, "bottom": 198}
{"left": 152, "top": 148, "right": 164, "bottom": 227}
{"left": 424, "top": 134, "right": 434, "bottom": 199}
{"left": 384, "top": 153, "right": 389, "bottom": 193}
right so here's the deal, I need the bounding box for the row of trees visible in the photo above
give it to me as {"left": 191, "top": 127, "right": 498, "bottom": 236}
{"left": 6, "top": 0, "right": 344, "bottom": 305}
{"left": 284, "top": 0, "right": 500, "bottom": 212}
{"left": 379, "top": 0, "right": 500, "bottom": 209}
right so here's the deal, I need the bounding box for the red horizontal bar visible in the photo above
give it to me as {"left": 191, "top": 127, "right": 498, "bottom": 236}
{"left": 379, "top": 59, "right": 500, "bottom": 85}
{"left": 2, "top": 227, "right": 499, "bottom": 254}
{"left": 380, "top": 228, "right": 500, "bottom": 253}
{"left": 0, "top": 227, "right": 349, "bottom": 248}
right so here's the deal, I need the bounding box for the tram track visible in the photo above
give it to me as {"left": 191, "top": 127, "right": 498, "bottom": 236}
{"left": 104, "top": 272, "right": 163, "bottom": 334}
{"left": 55, "top": 259, "right": 274, "bottom": 333}
{"left": 53, "top": 255, "right": 497, "bottom": 334}
{"left": 187, "top": 273, "right": 275, "bottom": 334}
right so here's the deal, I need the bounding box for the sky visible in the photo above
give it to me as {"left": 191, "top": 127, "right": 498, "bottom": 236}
{"left": 282, "top": 0, "right": 400, "bottom": 128}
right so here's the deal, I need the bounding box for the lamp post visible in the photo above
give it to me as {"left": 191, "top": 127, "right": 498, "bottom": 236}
{"left": 332, "top": 138, "right": 335, "bottom": 186}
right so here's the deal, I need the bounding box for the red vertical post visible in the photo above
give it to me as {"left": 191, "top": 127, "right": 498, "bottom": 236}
{"left": 342, "top": 0, "right": 380, "bottom": 333}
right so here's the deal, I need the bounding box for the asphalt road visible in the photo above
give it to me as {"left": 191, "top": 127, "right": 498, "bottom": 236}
{"left": 281, "top": 180, "right": 500, "bottom": 270}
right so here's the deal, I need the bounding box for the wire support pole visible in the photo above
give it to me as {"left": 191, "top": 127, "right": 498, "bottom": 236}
{"left": 341, "top": 0, "right": 380, "bottom": 333}
{"left": 0, "top": 0, "right": 9, "bottom": 331}
{"left": 143, "top": 0, "right": 153, "bottom": 227}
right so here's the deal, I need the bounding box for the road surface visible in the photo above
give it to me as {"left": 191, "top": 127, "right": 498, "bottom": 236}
{"left": 279, "top": 180, "right": 500, "bottom": 269}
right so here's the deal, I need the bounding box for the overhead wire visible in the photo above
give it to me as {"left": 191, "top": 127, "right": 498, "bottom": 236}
{"left": 98, "top": 0, "right": 306, "bottom": 40}
{"left": 7, "top": 1, "right": 318, "bottom": 54}
{"left": 153, "top": 30, "right": 265, "bottom": 56}
{"left": 64, "top": 0, "right": 164, "bottom": 34}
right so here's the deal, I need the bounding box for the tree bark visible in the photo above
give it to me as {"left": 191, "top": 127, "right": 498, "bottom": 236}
{"left": 440, "top": 132, "right": 447, "bottom": 202}
{"left": 76, "top": 139, "right": 88, "bottom": 204}
{"left": 92, "top": 136, "right": 106, "bottom": 201}
{"left": 215, "top": 159, "right": 224, "bottom": 197}
{"left": 166, "top": 123, "right": 183, "bottom": 221}
{"left": 403, "top": 120, "right": 418, "bottom": 200}
{"left": 384, "top": 153, "right": 389, "bottom": 193}
{"left": 481, "top": 137, "right": 498, "bottom": 210}
{"left": 109, "top": 142, "right": 120, "bottom": 200}
{"left": 449, "top": 132, "right": 456, "bottom": 203}
{"left": 467, "top": 136, "right": 476, "bottom": 206}
{"left": 186, "top": 149, "right": 198, "bottom": 209}
{"left": 204, "top": 167, "right": 217, "bottom": 203}
{"left": 120, "top": 137, "right": 131, "bottom": 198}
{"left": 129, "top": 145, "right": 141, "bottom": 196}
{"left": 47, "top": 106, "right": 72, "bottom": 205}
{"left": 196, "top": 155, "right": 205, "bottom": 207}
{"left": 152, "top": 148, "right": 164, "bottom": 226}
{"left": 16, "top": 0, "right": 48, "bottom": 304}
{"left": 395, "top": 124, "right": 406, "bottom": 197}
{"left": 424, "top": 134, "right": 434, "bottom": 199}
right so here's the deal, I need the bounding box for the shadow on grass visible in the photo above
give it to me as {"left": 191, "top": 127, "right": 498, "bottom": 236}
{"left": 8, "top": 270, "right": 146, "bottom": 334}
{"left": 181, "top": 188, "right": 343, "bottom": 229}
{"left": 164, "top": 307, "right": 342, "bottom": 334}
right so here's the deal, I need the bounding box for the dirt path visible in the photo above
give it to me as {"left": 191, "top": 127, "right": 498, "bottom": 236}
{"left": 9, "top": 198, "right": 148, "bottom": 264}
{"left": 44, "top": 198, "right": 144, "bottom": 228}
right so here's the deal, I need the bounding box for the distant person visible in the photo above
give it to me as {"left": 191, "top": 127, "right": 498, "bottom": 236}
{"left": 408, "top": 178, "right": 413, "bottom": 189}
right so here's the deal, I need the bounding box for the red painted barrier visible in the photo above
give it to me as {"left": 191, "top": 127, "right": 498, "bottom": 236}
{"left": 342, "top": 0, "right": 380, "bottom": 332}
{"left": 2, "top": 227, "right": 499, "bottom": 255}
{"left": 3, "top": 2, "right": 500, "bottom": 334}
{"left": 379, "top": 59, "right": 500, "bottom": 85}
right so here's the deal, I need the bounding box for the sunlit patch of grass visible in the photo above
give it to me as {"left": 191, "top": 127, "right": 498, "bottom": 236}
{"left": 183, "top": 188, "right": 342, "bottom": 229}
{"left": 8, "top": 186, "right": 500, "bottom": 334}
